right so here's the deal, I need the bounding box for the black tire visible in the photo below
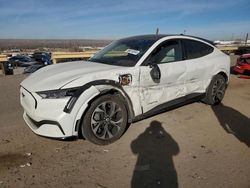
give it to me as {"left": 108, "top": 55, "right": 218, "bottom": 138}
{"left": 243, "top": 70, "right": 250, "bottom": 76}
{"left": 203, "top": 74, "right": 227, "bottom": 105}
{"left": 81, "top": 94, "right": 128, "bottom": 145}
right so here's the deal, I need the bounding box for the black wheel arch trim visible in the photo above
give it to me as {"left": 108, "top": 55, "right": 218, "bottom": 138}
{"left": 206, "top": 72, "right": 228, "bottom": 93}
{"left": 64, "top": 79, "right": 135, "bottom": 122}
{"left": 133, "top": 93, "right": 204, "bottom": 122}
{"left": 217, "top": 71, "right": 229, "bottom": 82}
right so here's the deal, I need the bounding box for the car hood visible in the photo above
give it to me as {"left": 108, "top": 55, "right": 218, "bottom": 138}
{"left": 21, "top": 61, "right": 123, "bottom": 92}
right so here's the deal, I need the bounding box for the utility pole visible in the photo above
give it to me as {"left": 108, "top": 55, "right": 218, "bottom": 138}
{"left": 156, "top": 28, "right": 159, "bottom": 35}
{"left": 245, "top": 33, "right": 248, "bottom": 46}
{"left": 184, "top": 30, "right": 186, "bottom": 35}
{"left": 231, "top": 33, "right": 234, "bottom": 41}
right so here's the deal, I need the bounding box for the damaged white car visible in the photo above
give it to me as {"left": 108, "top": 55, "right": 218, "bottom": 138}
{"left": 20, "top": 35, "right": 230, "bottom": 145}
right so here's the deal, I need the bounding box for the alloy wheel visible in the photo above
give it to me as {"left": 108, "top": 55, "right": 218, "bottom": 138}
{"left": 91, "top": 101, "right": 123, "bottom": 140}
{"left": 211, "top": 78, "right": 226, "bottom": 104}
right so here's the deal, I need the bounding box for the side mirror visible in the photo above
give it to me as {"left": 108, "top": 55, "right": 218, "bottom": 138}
{"left": 148, "top": 56, "right": 157, "bottom": 68}
{"left": 150, "top": 63, "right": 161, "bottom": 83}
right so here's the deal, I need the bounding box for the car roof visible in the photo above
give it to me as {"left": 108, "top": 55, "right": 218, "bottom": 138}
{"left": 241, "top": 53, "right": 250, "bottom": 58}
{"left": 121, "top": 34, "right": 215, "bottom": 46}
{"left": 122, "top": 34, "right": 170, "bottom": 41}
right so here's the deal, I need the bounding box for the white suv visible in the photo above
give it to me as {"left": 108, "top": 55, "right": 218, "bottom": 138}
{"left": 20, "top": 35, "right": 230, "bottom": 145}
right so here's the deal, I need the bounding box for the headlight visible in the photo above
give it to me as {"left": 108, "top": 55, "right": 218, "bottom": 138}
{"left": 37, "top": 87, "right": 80, "bottom": 99}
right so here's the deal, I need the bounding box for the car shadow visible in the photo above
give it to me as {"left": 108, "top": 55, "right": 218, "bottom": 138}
{"left": 212, "top": 103, "right": 250, "bottom": 147}
{"left": 131, "top": 120, "right": 179, "bottom": 188}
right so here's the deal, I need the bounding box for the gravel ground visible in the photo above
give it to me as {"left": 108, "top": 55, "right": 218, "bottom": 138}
{"left": 0, "top": 57, "right": 249, "bottom": 188}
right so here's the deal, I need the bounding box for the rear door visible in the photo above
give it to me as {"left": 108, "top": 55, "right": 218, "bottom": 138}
{"left": 181, "top": 39, "right": 214, "bottom": 94}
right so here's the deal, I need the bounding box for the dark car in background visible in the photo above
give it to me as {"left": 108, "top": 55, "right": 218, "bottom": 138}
{"left": 23, "top": 52, "right": 52, "bottom": 74}
{"left": 8, "top": 55, "right": 40, "bottom": 67}
{"left": 33, "top": 52, "right": 52, "bottom": 65}
{"left": 23, "top": 64, "right": 46, "bottom": 74}
{"left": 7, "top": 52, "right": 52, "bottom": 74}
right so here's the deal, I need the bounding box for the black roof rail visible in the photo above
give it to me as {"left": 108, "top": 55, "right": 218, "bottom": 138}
{"left": 178, "top": 34, "right": 215, "bottom": 46}
{"left": 120, "top": 34, "right": 215, "bottom": 46}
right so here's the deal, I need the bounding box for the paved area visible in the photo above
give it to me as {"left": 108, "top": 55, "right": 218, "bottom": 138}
{"left": 0, "top": 61, "right": 249, "bottom": 188}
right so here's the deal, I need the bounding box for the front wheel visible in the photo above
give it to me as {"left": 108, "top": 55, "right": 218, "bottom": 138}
{"left": 81, "top": 94, "right": 128, "bottom": 145}
{"left": 203, "top": 74, "right": 227, "bottom": 105}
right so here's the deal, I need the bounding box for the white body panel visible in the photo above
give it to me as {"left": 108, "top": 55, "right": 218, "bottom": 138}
{"left": 20, "top": 35, "right": 230, "bottom": 138}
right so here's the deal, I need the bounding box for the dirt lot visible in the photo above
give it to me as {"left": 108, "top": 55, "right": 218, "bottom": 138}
{"left": 0, "top": 59, "right": 249, "bottom": 188}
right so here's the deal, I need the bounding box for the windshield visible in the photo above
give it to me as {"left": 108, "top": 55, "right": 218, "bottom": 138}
{"left": 89, "top": 38, "right": 157, "bottom": 67}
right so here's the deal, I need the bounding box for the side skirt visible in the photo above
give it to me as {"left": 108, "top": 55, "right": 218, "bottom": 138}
{"left": 132, "top": 93, "right": 205, "bottom": 122}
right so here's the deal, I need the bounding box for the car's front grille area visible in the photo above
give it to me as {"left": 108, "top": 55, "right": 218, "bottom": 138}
{"left": 25, "top": 114, "right": 65, "bottom": 135}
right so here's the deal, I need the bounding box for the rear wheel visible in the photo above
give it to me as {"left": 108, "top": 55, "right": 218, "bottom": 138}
{"left": 81, "top": 94, "right": 128, "bottom": 145}
{"left": 203, "top": 74, "right": 227, "bottom": 105}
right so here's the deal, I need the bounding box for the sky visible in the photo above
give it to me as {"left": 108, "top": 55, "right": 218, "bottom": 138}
{"left": 0, "top": 0, "right": 249, "bottom": 40}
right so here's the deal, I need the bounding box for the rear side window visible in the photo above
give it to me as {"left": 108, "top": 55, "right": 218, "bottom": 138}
{"left": 182, "top": 39, "right": 214, "bottom": 59}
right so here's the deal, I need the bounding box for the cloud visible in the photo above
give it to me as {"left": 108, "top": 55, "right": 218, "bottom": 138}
{"left": 0, "top": 0, "right": 249, "bottom": 39}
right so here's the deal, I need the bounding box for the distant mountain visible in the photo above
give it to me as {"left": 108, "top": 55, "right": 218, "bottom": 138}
{"left": 0, "top": 39, "right": 112, "bottom": 51}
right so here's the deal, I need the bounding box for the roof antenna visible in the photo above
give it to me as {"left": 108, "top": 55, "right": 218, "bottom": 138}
{"left": 156, "top": 28, "right": 159, "bottom": 35}
{"left": 245, "top": 33, "right": 248, "bottom": 46}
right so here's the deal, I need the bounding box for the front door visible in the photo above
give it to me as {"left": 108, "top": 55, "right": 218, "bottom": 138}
{"left": 139, "top": 39, "right": 187, "bottom": 113}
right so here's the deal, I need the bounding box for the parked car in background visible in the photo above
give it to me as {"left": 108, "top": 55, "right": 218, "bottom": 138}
{"left": 7, "top": 53, "right": 52, "bottom": 74}
{"left": 23, "top": 64, "right": 46, "bottom": 74}
{"left": 22, "top": 52, "right": 52, "bottom": 74}
{"left": 233, "top": 54, "right": 250, "bottom": 75}
{"left": 20, "top": 34, "right": 230, "bottom": 145}
{"left": 8, "top": 55, "right": 40, "bottom": 67}
{"left": 33, "top": 52, "right": 52, "bottom": 65}
{"left": 235, "top": 46, "right": 250, "bottom": 55}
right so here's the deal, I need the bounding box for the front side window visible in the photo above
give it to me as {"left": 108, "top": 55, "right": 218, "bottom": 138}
{"left": 182, "top": 39, "right": 214, "bottom": 59}
{"left": 146, "top": 40, "right": 182, "bottom": 65}
{"left": 89, "top": 38, "right": 157, "bottom": 67}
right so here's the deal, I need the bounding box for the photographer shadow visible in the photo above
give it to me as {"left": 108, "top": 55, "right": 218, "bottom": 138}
{"left": 131, "top": 120, "right": 179, "bottom": 188}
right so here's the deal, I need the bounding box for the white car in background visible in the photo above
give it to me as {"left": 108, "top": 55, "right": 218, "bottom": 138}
{"left": 20, "top": 34, "right": 230, "bottom": 145}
